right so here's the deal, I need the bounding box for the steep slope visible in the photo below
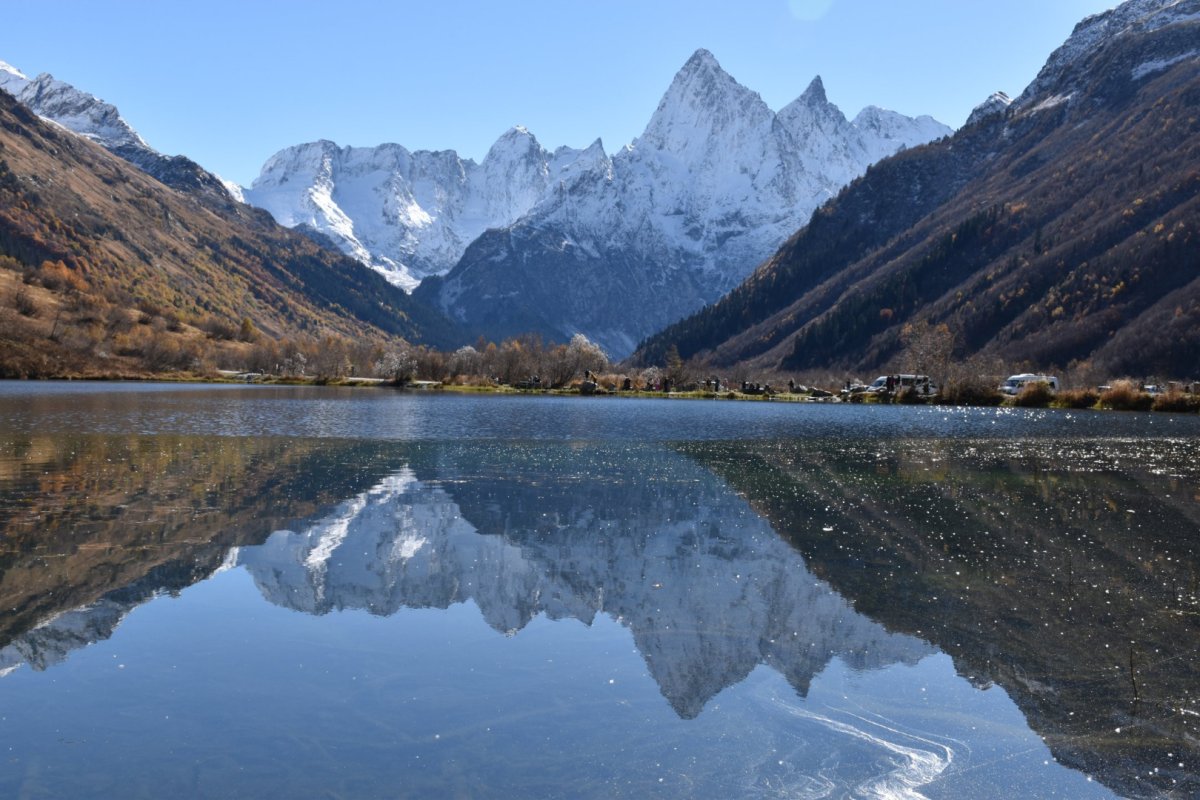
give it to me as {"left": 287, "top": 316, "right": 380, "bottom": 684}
{"left": 417, "top": 51, "right": 949, "bottom": 357}
{"left": 0, "top": 88, "right": 459, "bottom": 375}
{"left": 636, "top": 0, "right": 1200, "bottom": 378}
{"left": 0, "top": 60, "right": 237, "bottom": 210}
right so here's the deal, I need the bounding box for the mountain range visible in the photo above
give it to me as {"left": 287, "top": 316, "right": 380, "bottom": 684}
{"left": 0, "top": 50, "right": 948, "bottom": 360}
{"left": 245, "top": 50, "right": 949, "bottom": 356}
{"left": 636, "top": 0, "right": 1200, "bottom": 378}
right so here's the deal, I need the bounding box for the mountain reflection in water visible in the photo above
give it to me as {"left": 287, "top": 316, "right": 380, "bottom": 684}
{"left": 0, "top": 433, "right": 1195, "bottom": 798}
{"left": 236, "top": 446, "right": 931, "bottom": 719}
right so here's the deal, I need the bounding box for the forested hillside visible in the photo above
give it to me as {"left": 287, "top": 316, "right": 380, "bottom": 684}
{"left": 0, "top": 90, "right": 459, "bottom": 377}
{"left": 636, "top": 8, "right": 1200, "bottom": 379}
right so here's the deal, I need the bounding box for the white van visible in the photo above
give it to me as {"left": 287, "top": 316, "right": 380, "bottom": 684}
{"left": 999, "top": 374, "right": 1059, "bottom": 395}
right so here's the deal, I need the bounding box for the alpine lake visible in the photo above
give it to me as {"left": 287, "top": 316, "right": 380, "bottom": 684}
{"left": 0, "top": 382, "right": 1197, "bottom": 799}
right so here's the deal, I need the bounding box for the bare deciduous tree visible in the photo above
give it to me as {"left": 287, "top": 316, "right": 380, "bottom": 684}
{"left": 375, "top": 345, "right": 417, "bottom": 385}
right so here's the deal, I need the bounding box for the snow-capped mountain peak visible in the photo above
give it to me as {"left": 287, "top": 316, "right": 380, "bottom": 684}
{"left": 798, "top": 74, "right": 828, "bottom": 106}
{"left": 965, "top": 91, "right": 1013, "bottom": 127}
{"left": 245, "top": 126, "right": 604, "bottom": 290}
{"left": 0, "top": 67, "right": 147, "bottom": 151}
{"left": 682, "top": 46, "right": 719, "bottom": 70}
{"left": 484, "top": 125, "right": 541, "bottom": 160}
{"left": 0, "top": 60, "right": 27, "bottom": 83}
{"left": 638, "top": 48, "right": 773, "bottom": 156}
{"left": 663, "top": 47, "right": 729, "bottom": 95}
{"left": 243, "top": 48, "right": 950, "bottom": 352}
{"left": 414, "top": 54, "right": 950, "bottom": 355}
{"left": 776, "top": 76, "right": 851, "bottom": 147}
{"left": 0, "top": 57, "right": 239, "bottom": 205}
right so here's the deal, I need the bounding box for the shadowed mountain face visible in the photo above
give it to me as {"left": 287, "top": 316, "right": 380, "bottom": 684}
{"left": 1, "top": 432, "right": 1196, "bottom": 797}
{"left": 685, "top": 437, "right": 1200, "bottom": 800}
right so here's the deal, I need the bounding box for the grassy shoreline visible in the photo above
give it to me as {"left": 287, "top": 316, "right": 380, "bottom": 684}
{"left": 5, "top": 372, "right": 1197, "bottom": 414}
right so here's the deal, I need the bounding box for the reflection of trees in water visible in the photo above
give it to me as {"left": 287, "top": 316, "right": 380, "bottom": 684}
{"left": 0, "top": 435, "right": 412, "bottom": 672}
{"left": 685, "top": 437, "right": 1200, "bottom": 800}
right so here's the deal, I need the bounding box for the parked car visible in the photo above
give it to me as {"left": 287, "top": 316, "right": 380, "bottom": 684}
{"left": 999, "top": 374, "right": 1059, "bottom": 395}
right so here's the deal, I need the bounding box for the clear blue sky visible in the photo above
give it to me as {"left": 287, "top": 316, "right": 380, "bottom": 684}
{"left": 1, "top": 0, "right": 1118, "bottom": 186}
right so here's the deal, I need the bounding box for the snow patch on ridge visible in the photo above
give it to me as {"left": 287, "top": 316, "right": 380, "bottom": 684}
{"left": 965, "top": 91, "right": 1013, "bottom": 127}
{"left": 219, "top": 176, "right": 246, "bottom": 204}
{"left": 1132, "top": 48, "right": 1200, "bottom": 78}
{"left": 1028, "top": 93, "right": 1074, "bottom": 114}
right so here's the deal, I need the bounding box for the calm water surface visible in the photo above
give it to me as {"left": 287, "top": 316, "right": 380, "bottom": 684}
{"left": 0, "top": 383, "right": 1196, "bottom": 798}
